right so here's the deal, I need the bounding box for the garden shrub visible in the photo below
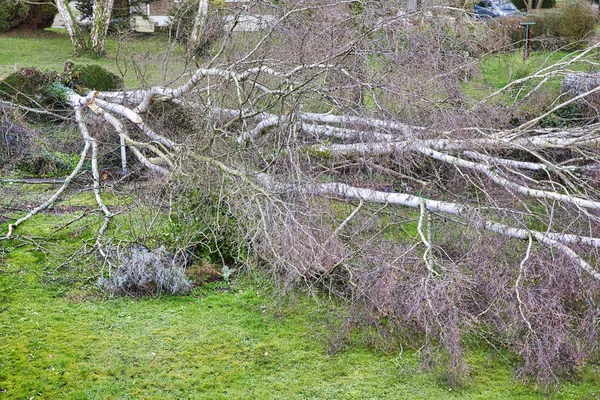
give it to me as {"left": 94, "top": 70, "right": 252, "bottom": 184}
{"left": 539, "top": 103, "right": 581, "bottom": 128}
{"left": 0, "top": 0, "right": 56, "bottom": 31}
{"left": 186, "top": 260, "right": 223, "bottom": 285}
{"left": 169, "top": 185, "right": 251, "bottom": 267}
{"left": 531, "top": 2, "right": 596, "bottom": 48}
{"left": 0, "top": 64, "right": 123, "bottom": 111}
{"left": 0, "top": 120, "right": 32, "bottom": 162}
{"left": 98, "top": 246, "right": 193, "bottom": 297}
{"left": 489, "top": 1, "right": 596, "bottom": 50}
{"left": 488, "top": 15, "right": 527, "bottom": 47}
{"left": 0, "top": 0, "right": 28, "bottom": 31}
{"left": 0, "top": 68, "right": 58, "bottom": 108}
{"left": 63, "top": 63, "right": 124, "bottom": 91}
{"left": 0, "top": 64, "right": 124, "bottom": 173}
{"left": 17, "top": 151, "right": 82, "bottom": 177}
{"left": 20, "top": 0, "right": 57, "bottom": 29}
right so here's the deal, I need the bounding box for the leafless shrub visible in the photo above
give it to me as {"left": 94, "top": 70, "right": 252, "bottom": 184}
{"left": 98, "top": 245, "right": 192, "bottom": 296}
{"left": 0, "top": 118, "right": 32, "bottom": 163}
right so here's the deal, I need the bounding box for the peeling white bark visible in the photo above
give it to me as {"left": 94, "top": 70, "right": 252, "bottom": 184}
{"left": 188, "top": 0, "right": 209, "bottom": 57}
{"left": 275, "top": 179, "right": 600, "bottom": 281}
{"left": 90, "top": 0, "right": 115, "bottom": 55}
{"left": 5, "top": 135, "right": 90, "bottom": 239}
{"left": 55, "top": 0, "right": 87, "bottom": 52}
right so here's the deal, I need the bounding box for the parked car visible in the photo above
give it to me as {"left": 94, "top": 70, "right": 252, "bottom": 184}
{"left": 474, "top": 0, "right": 520, "bottom": 18}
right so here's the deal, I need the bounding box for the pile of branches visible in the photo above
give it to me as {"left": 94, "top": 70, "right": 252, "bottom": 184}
{"left": 2, "top": 0, "right": 600, "bottom": 386}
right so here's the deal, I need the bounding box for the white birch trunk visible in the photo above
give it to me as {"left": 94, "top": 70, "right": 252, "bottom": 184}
{"left": 90, "top": 0, "right": 115, "bottom": 55}
{"left": 188, "top": 0, "right": 209, "bottom": 57}
{"left": 55, "top": 0, "right": 87, "bottom": 52}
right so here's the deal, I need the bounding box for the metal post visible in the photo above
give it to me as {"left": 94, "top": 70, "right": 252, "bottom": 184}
{"left": 519, "top": 22, "right": 535, "bottom": 60}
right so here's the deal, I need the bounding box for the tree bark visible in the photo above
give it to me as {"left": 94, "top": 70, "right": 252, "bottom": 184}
{"left": 55, "top": 0, "right": 88, "bottom": 53}
{"left": 90, "top": 0, "right": 115, "bottom": 55}
{"left": 187, "top": 0, "right": 209, "bottom": 57}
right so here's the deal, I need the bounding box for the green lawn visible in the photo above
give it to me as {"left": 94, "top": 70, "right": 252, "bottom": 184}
{"left": 1, "top": 206, "right": 600, "bottom": 399}
{"left": 462, "top": 50, "right": 593, "bottom": 105}
{"left": 0, "top": 29, "right": 188, "bottom": 88}
{"left": 2, "top": 29, "right": 600, "bottom": 399}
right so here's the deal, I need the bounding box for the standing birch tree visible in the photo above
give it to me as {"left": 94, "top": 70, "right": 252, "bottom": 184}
{"left": 53, "top": 0, "right": 115, "bottom": 55}
{"left": 188, "top": 0, "right": 209, "bottom": 57}
{"left": 90, "top": 0, "right": 115, "bottom": 55}
{"left": 55, "top": 0, "right": 88, "bottom": 52}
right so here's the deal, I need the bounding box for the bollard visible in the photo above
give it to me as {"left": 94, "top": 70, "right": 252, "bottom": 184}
{"left": 519, "top": 22, "right": 536, "bottom": 60}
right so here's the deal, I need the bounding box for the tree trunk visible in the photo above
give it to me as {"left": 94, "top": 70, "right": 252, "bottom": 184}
{"left": 90, "top": 0, "right": 115, "bottom": 55}
{"left": 187, "top": 0, "right": 209, "bottom": 57}
{"left": 55, "top": 0, "right": 88, "bottom": 53}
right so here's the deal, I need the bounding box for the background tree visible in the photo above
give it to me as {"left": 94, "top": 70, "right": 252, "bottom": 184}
{"left": 57, "top": 0, "right": 125, "bottom": 55}
{"left": 89, "top": 0, "right": 115, "bottom": 55}
{"left": 187, "top": 0, "right": 209, "bottom": 57}
{"left": 55, "top": 0, "right": 88, "bottom": 52}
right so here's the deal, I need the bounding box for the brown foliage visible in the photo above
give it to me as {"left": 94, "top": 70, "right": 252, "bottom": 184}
{"left": 186, "top": 260, "right": 223, "bottom": 285}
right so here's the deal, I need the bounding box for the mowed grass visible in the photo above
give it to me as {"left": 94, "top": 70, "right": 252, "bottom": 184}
{"left": 2, "top": 29, "right": 600, "bottom": 399}
{"left": 1, "top": 211, "right": 600, "bottom": 399}
{"left": 0, "top": 29, "right": 188, "bottom": 88}
{"left": 462, "top": 49, "right": 593, "bottom": 105}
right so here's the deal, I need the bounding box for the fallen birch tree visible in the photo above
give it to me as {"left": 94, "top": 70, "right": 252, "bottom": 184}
{"left": 3, "top": 1, "right": 600, "bottom": 386}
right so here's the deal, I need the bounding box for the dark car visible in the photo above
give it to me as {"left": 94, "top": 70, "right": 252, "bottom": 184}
{"left": 474, "top": 0, "right": 520, "bottom": 18}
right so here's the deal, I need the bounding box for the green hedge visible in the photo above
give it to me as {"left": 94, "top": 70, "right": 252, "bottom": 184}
{"left": 0, "top": 68, "right": 56, "bottom": 108}
{"left": 0, "top": 63, "right": 123, "bottom": 122}
{"left": 491, "top": 1, "right": 596, "bottom": 50}
{"left": 0, "top": 0, "right": 57, "bottom": 32}
{"left": 64, "top": 63, "right": 124, "bottom": 91}
{"left": 0, "top": 0, "right": 29, "bottom": 31}
{"left": 532, "top": 1, "right": 597, "bottom": 45}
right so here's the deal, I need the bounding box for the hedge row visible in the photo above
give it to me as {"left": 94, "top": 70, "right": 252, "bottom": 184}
{"left": 492, "top": 1, "right": 597, "bottom": 50}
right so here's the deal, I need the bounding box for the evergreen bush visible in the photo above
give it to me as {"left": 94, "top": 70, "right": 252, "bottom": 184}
{"left": 0, "top": 68, "right": 57, "bottom": 108}
{"left": 21, "top": 0, "right": 57, "bottom": 29}
{"left": 0, "top": 0, "right": 56, "bottom": 31}
{"left": 64, "top": 63, "right": 124, "bottom": 91}
{"left": 0, "top": 0, "right": 28, "bottom": 31}
{"left": 0, "top": 64, "right": 123, "bottom": 111}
